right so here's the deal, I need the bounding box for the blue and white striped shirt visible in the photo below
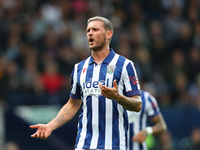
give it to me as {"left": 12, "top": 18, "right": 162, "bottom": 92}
{"left": 127, "top": 91, "right": 160, "bottom": 150}
{"left": 70, "top": 49, "right": 141, "bottom": 150}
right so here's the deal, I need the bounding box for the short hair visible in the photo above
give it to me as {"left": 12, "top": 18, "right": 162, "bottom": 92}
{"left": 87, "top": 16, "right": 114, "bottom": 33}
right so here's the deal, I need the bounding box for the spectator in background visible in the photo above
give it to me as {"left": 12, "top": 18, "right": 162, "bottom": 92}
{"left": 133, "top": 46, "right": 153, "bottom": 81}
{"left": 187, "top": 47, "right": 200, "bottom": 83}
{"left": 5, "top": 141, "right": 20, "bottom": 150}
{"left": 40, "top": 0, "right": 66, "bottom": 34}
{"left": 189, "top": 73, "right": 200, "bottom": 108}
{"left": 88, "top": 0, "right": 114, "bottom": 17}
{"left": 147, "top": 20, "right": 168, "bottom": 70}
{"left": 186, "top": 5, "right": 199, "bottom": 26}
{"left": 163, "top": 5, "right": 183, "bottom": 44}
{"left": 0, "top": 60, "right": 21, "bottom": 105}
{"left": 193, "top": 22, "right": 200, "bottom": 49}
{"left": 21, "top": 51, "right": 39, "bottom": 93}
{"left": 171, "top": 22, "right": 193, "bottom": 54}
{"left": 39, "top": 27, "right": 60, "bottom": 59}
{"left": 155, "top": 130, "right": 175, "bottom": 150}
{"left": 188, "top": 128, "right": 200, "bottom": 150}
{"left": 163, "top": 49, "right": 187, "bottom": 84}
{"left": 172, "top": 73, "right": 190, "bottom": 107}
{"left": 39, "top": 60, "right": 64, "bottom": 94}
{"left": 116, "top": 32, "right": 132, "bottom": 59}
{"left": 6, "top": 22, "right": 21, "bottom": 61}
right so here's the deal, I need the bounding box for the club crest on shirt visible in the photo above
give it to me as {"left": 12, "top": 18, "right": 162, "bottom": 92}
{"left": 107, "top": 65, "right": 116, "bottom": 74}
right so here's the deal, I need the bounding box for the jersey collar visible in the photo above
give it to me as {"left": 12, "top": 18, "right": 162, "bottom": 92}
{"left": 89, "top": 48, "right": 115, "bottom": 65}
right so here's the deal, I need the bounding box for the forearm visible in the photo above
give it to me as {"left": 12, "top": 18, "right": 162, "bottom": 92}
{"left": 115, "top": 94, "right": 142, "bottom": 112}
{"left": 152, "top": 115, "right": 167, "bottom": 135}
{"left": 148, "top": 114, "right": 167, "bottom": 135}
{"left": 47, "top": 99, "right": 81, "bottom": 131}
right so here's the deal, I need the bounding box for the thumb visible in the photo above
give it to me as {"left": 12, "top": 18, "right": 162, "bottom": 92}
{"left": 113, "top": 80, "right": 118, "bottom": 89}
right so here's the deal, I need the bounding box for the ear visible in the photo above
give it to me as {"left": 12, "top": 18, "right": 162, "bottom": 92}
{"left": 106, "top": 30, "right": 113, "bottom": 40}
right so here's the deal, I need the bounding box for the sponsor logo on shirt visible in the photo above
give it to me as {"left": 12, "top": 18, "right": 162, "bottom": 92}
{"left": 83, "top": 78, "right": 109, "bottom": 96}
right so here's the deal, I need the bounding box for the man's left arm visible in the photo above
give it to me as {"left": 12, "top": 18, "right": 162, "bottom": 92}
{"left": 99, "top": 80, "right": 142, "bottom": 112}
{"left": 115, "top": 94, "right": 142, "bottom": 112}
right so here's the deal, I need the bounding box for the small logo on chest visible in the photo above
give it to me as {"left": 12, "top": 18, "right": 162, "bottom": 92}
{"left": 107, "top": 65, "right": 116, "bottom": 74}
{"left": 83, "top": 68, "right": 87, "bottom": 73}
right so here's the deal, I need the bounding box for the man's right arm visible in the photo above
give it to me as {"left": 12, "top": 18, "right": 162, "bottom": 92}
{"left": 47, "top": 97, "right": 82, "bottom": 130}
{"left": 30, "top": 97, "right": 82, "bottom": 139}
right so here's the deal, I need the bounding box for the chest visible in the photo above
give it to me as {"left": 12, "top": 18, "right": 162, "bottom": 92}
{"left": 78, "top": 63, "right": 122, "bottom": 88}
{"left": 77, "top": 63, "right": 122, "bottom": 97}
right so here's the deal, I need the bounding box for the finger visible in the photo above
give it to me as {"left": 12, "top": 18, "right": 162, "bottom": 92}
{"left": 31, "top": 133, "right": 36, "bottom": 138}
{"left": 30, "top": 125, "right": 39, "bottom": 129}
{"left": 38, "top": 130, "right": 42, "bottom": 138}
{"left": 41, "top": 130, "right": 45, "bottom": 139}
{"left": 99, "top": 83, "right": 107, "bottom": 92}
{"left": 31, "top": 132, "right": 38, "bottom": 138}
{"left": 33, "top": 131, "right": 40, "bottom": 138}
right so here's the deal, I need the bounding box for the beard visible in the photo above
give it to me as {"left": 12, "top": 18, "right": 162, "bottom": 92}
{"left": 89, "top": 36, "right": 106, "bottom": 52}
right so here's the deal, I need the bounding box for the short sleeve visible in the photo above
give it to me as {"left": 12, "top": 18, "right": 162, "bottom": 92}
{"left": 70, "top": 64, "right": 82, "bottom": 99}
{"left": 123, "top": 61, "right": 141, "bottom": 97}
{"left": 145, "top": 93, "right": 160, "bottom": 118}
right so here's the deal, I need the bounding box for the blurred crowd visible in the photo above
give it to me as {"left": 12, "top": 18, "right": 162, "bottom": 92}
{"left": 0, "top": 0, "right": 200, "bottom": 149}
{"left": 0, "top": 0, "right": 199, "bottom": 108}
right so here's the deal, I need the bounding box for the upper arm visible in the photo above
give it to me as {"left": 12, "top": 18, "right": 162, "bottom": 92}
{"left": 149, "top": 113, "right": 160, "bottom": 124}
{"left": 150, "top": 113, "right": 166, "bottom": 124}
{"left": 67, "top": 97, "right": 82, "bottom": 110}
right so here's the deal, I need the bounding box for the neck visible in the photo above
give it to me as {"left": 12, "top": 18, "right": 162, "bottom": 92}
{"left": 92, "top": 46, "right": 110, "bottom": 64}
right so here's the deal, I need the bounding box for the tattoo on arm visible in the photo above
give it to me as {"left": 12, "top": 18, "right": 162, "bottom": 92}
{"left": 56, "top": 108, "right": 71, "bottom": 125}
{"left": 56, "top": 114, "right": 65, "bottom": 124}
{"left": 116, "top": 94, "right": 141, "bottom": 111}
{"left": 152, "top": 115, "right": 167, "bottom": 135}
{"left": 64, "top": 108, "right": 70, "bottom": 115}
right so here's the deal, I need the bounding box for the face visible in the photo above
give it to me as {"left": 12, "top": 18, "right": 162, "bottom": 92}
{"left": 86, "top": 20, "right": 107, "bottom": 51}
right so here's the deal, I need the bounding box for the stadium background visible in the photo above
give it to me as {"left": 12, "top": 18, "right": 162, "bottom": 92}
{"left": 0, "top": 0, "right": 200, "bottom": 150}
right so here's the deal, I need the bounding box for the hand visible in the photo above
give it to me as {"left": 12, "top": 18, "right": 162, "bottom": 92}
{"left": 132, "top": 130, "right": 148, "bottom": 144}
{"left": 99, "top": 79, "right": 119, "bottom": 100}
{"left": 30, "top": 124, "right": 52, "bottom": 139}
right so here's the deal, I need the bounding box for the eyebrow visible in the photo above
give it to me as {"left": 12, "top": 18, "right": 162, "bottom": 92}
{"left": 86, "top": 26, "right": 99, "bottom": 32}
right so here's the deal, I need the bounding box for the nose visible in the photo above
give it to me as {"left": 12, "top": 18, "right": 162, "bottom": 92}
{"left": 88, "top": 32, "right": 92, "bottom": 37}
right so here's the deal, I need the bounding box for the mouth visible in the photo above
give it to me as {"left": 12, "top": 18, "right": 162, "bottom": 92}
{"left": 89, "top": 38, "right": 94, "bottom": 45}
